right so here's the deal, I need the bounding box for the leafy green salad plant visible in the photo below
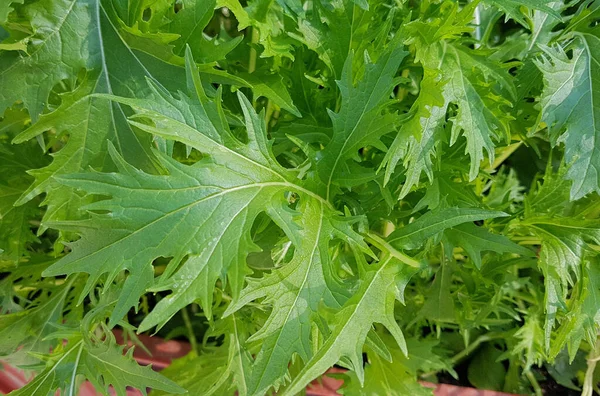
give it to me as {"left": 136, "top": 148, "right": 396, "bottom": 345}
{"left": 1, "top": 0, "right": 600, "bottom": 394}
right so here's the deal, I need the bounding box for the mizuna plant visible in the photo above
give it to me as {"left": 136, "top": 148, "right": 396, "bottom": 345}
{"left": 1, "top": 0, "right": 599, "bottom": 395}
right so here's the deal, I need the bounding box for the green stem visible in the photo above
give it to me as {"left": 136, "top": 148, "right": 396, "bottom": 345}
{"left": 583, "top": 340, "right": 600, "bottom": 396}
{"left": 365, "top": 233, "right": 421, "bottom": 268}
{"left": 181, "top": 306, "right": 198, "bottom": 355}
{"left": 525, "top": 370, "right": 543, "bottom": 396}
{"left": 249, "top": 27, "right": 259, "bottom": 74}
{"left": 396, "top": 69, "right": 410, "bottom": 102}
{"left": 265, "top": 99, "right": 274, "bottom": 132}
{"left": 450, "top": 334, "right": 499, "bottom": 365}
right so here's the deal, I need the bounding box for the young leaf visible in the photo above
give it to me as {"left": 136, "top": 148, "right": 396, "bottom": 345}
{"left": 317, "top": 47, "right": 408, "bottom": 199}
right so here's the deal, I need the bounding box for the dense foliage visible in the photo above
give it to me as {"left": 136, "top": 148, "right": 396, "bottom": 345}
{"left": 1, "top": 0, "right": 600, "bottom": 395}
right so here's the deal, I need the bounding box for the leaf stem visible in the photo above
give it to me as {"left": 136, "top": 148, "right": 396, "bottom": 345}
{"left": 583, "top": 339, "right": 600, "bottom": 396}
{"left": 396, "top": 69, "right": 410, "bottom": 102}
{"left": 68, "top": 342, "right": 85, "bottom": 396}
{"left": 525, "top": 369, "right": 543, "bottom": 396}
{"left": 265, "top": 99, "right": 274, "bottom": 132}
{"left": 450, "top": 335, "right": 497, "bottom": 365}
{"left": 364, "top": 232, "right": 421, "bottom": 268}
{"left": 181, "top": 306, "right": 198, "bottom": 355}
{"left": 249, "top": 27, "right": 258, "bottom": 74}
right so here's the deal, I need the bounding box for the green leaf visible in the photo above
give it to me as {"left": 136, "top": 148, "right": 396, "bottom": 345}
{"left": 536, "top": 36, "right": 600, "bottom": 199}
{"left": 382, "top": 68, "right": 445, "bottom": 195}
{"left": 444, "top": 223, "right": 534, "bottom": 269}
{"left": 167, "top": 0, "right": 243, "bottom": 63}
{"left": 439, "top": 44, "right": 515, "bottom": 181}
{"left": 0, "top": 0, "right": 94, "bottom": 120}
{"left": 218, "top": 0, "right": 294, "bottom": 60}
{"left": 291, "top": 0, "right": 393, "bottom": 78}
{"left": 224, "top": 201, "right": 369, "bottom": 395}
{"left": 317, "top": 47, "right": 408, "bottom": 199}
{"left": 523, "top": 215, "right": 600, "bottom": 352}
{"left": 4, "top": 0, "right": 600, "bottom": 394}
{"left": 282, "top": 257, "right": 418, "bottom": 395}
{"left": 41, "top": 55, "right": 330, "bottom": 328}
{"left": 0, "top": 276, "right": 73, "bottom": 363}
{"left": 385, "top": 2, "right": 515, "bottom": 186}
{"left": 43, "top": 89, "right": 304, "bottom": 327}
{"left": 340, "top": 337, "right": 448, "bottom": 396}
{"left": 9, "top": 0, "right": 192, "bottom": 224}
{"left": 420, "top": 262, "right": 455, "bottom": 323}
{"left": 387, "top": 207, "right": 507, "bottom": 250}
{"left": 240, "top": 70, "right": 301, "bottom": 117}
{"left": 467, "top": 344, "right": 506, "bottom": 391}
{"left": 0, "top": 139, "right": 46, "bottom": 262}
{"left": 10, "top": 336, "right": 185, "bottom": 396}
{"left": 386, "top": 49, "right": 515, "bottom": 186}
{"left": 483, "top": 0, "right": 561, "bottom": 28}
{"left": 153, "top": 315, "right": 252, "bottom": 396}
{"left": 0, "top": 0, "right": 23, "bottom": 24}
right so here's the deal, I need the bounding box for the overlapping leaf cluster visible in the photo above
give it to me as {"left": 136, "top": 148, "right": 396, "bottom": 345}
{"left": 1, "top": 0, "right": 600, "bottom": 395}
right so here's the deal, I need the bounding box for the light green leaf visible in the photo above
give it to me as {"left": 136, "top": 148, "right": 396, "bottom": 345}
{"left": 512, "top": 314, "right": 545, "bottom": 371}
{"left": 484, "top": 0, "right": 561, "bottom": 28}
{"left": 240, "top": 71, "right": 301, "bottom": 117}
{"left": 0, "top": 0, "right": 23, "bottom": 24}
{"left": 385, "top": 40, "right": 515, "bottom": 186}
{"left": 536, "top": 35, "right": 600, "bottom": 199}
{"left": 387, "top": 207, "right": 507, "bottom": 250}
{"left": 550, "top": 259, "right": 600, "bottom": 360}
{"left": 224, "top": 201, "right": 369, "bottom": 395}
{"left": 523, "top": 216, "right": 600, "bottom": 351}
{"left": 444, "top": 223, "right": 534, "bottom": 269}
{"left": 382, "top": 69, "right": 445, "bottom": 195}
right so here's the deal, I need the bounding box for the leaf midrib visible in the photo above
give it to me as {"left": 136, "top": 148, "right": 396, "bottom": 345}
{"left": 46, "top": 181, "right": 321, "bottom": 273}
